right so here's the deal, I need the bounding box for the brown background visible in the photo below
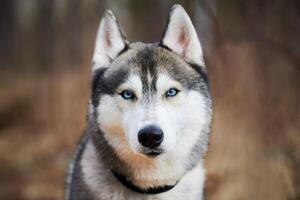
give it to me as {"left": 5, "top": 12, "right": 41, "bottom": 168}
{"left": 0, "top": 0, "right": 299, "bottom": 199}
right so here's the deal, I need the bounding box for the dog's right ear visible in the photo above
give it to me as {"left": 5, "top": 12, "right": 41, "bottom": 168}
{"left": 92, "top": 10, "right": 128, "bottom": 71}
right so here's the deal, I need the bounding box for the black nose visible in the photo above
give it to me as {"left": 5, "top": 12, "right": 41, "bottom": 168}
{"left": 138, "top": 125, "right": 164, "bottom": 148}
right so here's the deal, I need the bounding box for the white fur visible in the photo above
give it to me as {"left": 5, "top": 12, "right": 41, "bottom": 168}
{"left": 162, "top": 5, "right": 204, "bottom": 66}
{"left": 81, "top": 140, "right": 206, "bottom": 200}
{"left": 92, "top": 10, "right": 126, "bottom": 71}
{"left": 96, "top": 73, "right": 211, "bottom": 189}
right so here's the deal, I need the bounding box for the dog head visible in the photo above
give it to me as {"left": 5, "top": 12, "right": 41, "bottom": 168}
{"left": 90, "top": 5, "right": 212, "bottom": 166}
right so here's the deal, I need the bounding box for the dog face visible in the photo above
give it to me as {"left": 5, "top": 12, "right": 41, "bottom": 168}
{"left": 90, "top": 6, "right": 211, "bottom": 163}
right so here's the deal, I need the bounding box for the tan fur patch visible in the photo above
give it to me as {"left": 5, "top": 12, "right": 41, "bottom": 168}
{"left": 120, "top": 149, "right": 156, "bottom": 170}
{"left": 103, "top": 124, "right": 125, "bottom": 136}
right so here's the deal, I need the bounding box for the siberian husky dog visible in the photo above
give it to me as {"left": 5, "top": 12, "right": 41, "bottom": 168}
{"left": 66, "top": 4, "right": 212, "bottom": 200}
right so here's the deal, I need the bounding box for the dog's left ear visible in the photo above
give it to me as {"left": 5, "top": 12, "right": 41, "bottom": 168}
{"left": 161, "top": 5, "right": 204, "bottom": 66}
{"left": 92, "top": 10, "right": 128, "bottom": 71}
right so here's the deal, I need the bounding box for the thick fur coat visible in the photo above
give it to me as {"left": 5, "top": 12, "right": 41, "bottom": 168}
{"left": 66, "top": 5, "right": 212, "bottom": 200}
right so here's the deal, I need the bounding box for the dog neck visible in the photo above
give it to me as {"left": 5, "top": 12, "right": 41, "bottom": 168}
{"left": 81, "top": 136, "right": 206, "bottom": 199}
{"left": 112, "top": 170, "right": 179, "bottom": 194}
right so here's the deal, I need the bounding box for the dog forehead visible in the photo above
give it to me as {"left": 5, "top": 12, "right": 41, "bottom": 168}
{"left": 127, "top": 43, "right": 188, "bottom": 74}
{"left": 101, "top": 42, "right": 204, "bottom": 91}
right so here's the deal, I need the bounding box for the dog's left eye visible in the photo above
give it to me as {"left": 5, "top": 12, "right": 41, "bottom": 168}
{"left": 165, "top": 88, "right": 180, "bottom": 97}
{"left": 120, "top": 90, "right": 135, "bottom": 100}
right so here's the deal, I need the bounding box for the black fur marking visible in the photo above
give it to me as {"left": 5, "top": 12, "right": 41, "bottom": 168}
{"left": 158, "top": 42, "right": 172, "bottom": 52}
{"left": 91, "top": 129, "right": 133, "bottom": 179}
{"left": 136, "top": 48, "right": 157, "bottom": 78}
{"left": 91, "top": 68, "right": 107, "bottom": 107}
{"left": 188, "top": 63, "right": 209, "bottom": 85}
{"left": 117, "top": 43, "right": 130, "bottom": 56}
{"left": 129, "top": 47, "right": 158, "bottom": 101}
{"left": 112, "top": 170, "right": 179, "bottom": 194}
{"left": 67, "top": 133, "right": 95, "bottom": 200}
{"left": 150, "top": 74, "right": 158, "bottom": 93}
{"left": 92, "top": 67, "right": 129, "bottom": 107}
{"left": 187, "top": 63, "right": 211, "bottom": 99}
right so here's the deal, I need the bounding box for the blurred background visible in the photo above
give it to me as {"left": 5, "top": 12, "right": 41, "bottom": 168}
{"left": 0, "top": 0, "right": 299, "bottom": 199}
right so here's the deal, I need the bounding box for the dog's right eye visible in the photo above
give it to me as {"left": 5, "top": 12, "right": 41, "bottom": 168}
{"left": 120, "top": 90, "right": 135, "bottom": 100}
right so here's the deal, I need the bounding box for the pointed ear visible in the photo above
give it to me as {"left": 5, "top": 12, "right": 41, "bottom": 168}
{"left": 92, "top": 10, "right": 128, "bottom": 71}
{"left": 161, "top": 5, "right": 205, "bottom": 67}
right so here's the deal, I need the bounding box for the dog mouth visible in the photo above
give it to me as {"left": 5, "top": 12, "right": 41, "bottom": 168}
{"left": 146, "top": 151, "right": 161, "bottom": 156}
{"left": 143, "top": 149, "right": 164, "bottom": 157}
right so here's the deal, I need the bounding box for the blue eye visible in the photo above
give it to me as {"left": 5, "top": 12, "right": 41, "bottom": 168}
{"left": 166, "top": 88, "right": 179, "bottom": 97}
{"left": 120, "top": 90, "right": 135, "bottom": 100}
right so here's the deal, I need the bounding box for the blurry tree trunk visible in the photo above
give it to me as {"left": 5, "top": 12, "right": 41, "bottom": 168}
{"left": 66, "top": 0, "right": 82, "bottom": 66}
{"left": 37, "top": 0, "right": 54, "bottom": 69}
{"left": 0, "top": 0, "right": 15, "bottom": 67}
